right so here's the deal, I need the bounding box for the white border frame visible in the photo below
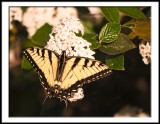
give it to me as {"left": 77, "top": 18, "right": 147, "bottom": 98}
{"left": 2, "top": 1, "right": 159, "bottom": 123}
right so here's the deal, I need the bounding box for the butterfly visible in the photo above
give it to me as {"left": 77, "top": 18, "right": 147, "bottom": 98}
{"left": 23, "top": 47, "right": 112, "bottom": 106}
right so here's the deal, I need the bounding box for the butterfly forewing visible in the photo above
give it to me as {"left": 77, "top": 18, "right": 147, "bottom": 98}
{"left": 60, "top": 57, "right": 112, "bottom": 90}
{"left": 23, "top": 47, "right": 58, "bottom": 90}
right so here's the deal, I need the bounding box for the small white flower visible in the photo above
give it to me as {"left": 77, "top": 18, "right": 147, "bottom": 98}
{"left": 61, "top": 43, "right": 70, "bottom": 51}
{"left": 139, "top": 40, "right": 151, "bottom": 65}
{"left": 81, "top": 40, "right": 92, "bottom": 48}
{"left": 74, "top": 45, "right": 83, "bottom": 51}
{"left": 74, "top": 50, "right": 84, "bottom": 57}
{"left": 83, "top": 48, "right": 95, "bottom": 59}
{"left": 68, "top": 88, "right": 84, "bottom": 102}
{"left": 59, "top": 32, "right": 69, "bottom": 41}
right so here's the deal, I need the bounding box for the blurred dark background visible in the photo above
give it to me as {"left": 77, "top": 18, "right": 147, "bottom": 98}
{"left": 9, "top": 7, "right": 151, "bottom": 117}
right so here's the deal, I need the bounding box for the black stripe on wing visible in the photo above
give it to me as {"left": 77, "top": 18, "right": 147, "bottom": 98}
{"left": 37, "top": 48, "right": 40, "bottom": 55}
{"left": 65, "top": 57, "right": 112, "bottom": 94}
{"left": 63, "top": 67, "right": 112, "bottom": 98}
{"left": 48, "top": 50, "right": 52, "bottom": 64}
{"left": 23, "top": 47, "right": 58, "bottom": 93}
{"left": 23, "top": 49, "right": 49, "bottom": 88}
{"left": 67, "top": 56, "right": 112, "bottom": 82}
{"left": 84, "top": 59, "right": 89, "bottom": 67}
{"left": 71, "top": 58, "right": 81, "bottom": 70}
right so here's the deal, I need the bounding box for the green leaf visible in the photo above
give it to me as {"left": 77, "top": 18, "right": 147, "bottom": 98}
{"left": 21, "top": 7, "right": 28, "bottom": 14}
{"left": 89, "top": 43, "right": 101, "bottom": 50}
{"left": 83, "top": 33, "right": 98, "bottom": 40}
{"left": 100, "top": 7, "right": 120, "bottom": 23}
{"left": 124, "top": 18, "right": 151, "bottom": 41}
{"left": 22, "top": 39, "right": 41, "bottom": 49}
{"left": 99, "top": 23, "right": 121, "bottom": 43}
{"left": 82, "top": 32, "right": 98, "bottom": 43}
{"left": 99, "top": 34, "right": 136, "bottom": 55}
{"left": 31, "top": 23, "right": 52, "bottom": 47}
{"left": 21, "top": 56, "right": 33, "bottom": 70}
{"left": 82, "top": 32, "right": 100, "bottom": 50}
{"left": 80, "top": 20, "right": 94, "bottom": 33}
{"left": 75, "top": 31, "right": 100, "bottom": 50}
{"left": 75, "top": 31, "right": 83, "bottom": 37}
{"left": 105, "top": 54, "right": 125, "bottom": 70}
{"left": 118, "top": 7, "right": 146, "bottom": 18}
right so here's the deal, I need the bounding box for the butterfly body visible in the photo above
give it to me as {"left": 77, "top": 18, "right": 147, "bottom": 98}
{"left": 23, "top": 47, "right": 112, "bottom": 104}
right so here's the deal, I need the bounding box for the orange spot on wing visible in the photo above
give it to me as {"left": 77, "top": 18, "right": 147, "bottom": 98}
{"left": 55, "top": 89, "right": 59, "bottom": 93}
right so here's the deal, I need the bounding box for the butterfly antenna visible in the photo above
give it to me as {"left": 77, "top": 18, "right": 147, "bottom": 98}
{"left": 64, "top": 99, "right": 68, "bottom": 108}
{"left": 42, "top": 95, "right": 49, "bottom": 105}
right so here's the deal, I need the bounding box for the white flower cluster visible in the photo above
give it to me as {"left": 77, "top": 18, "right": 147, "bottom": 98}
{"left": 10, "top": 7, "right": 23, "bottom": 29}
{"left": 139, "top": 40, "right": 151, "bottom": 65}
{"left": 45, "top": 18, "right": 95, "bottom": 59}
{"left": 45, "top": 18, "right": 96, "bottom": 102}
{"left": 68, "top": 88, "right": 84, "bottom": 102}
{"left": 22, "top": 7, "right": 78, "bottom": 37}
{"left": 22, "top": 7, "right": 56, "bottom": 37}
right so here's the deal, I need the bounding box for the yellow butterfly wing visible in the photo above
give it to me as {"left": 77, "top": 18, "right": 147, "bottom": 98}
{"left": 60, "top": 57, "right": 112, "bottom": 90}
{"left": 23, "top": 47, "right": 59, "bottom": 94}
